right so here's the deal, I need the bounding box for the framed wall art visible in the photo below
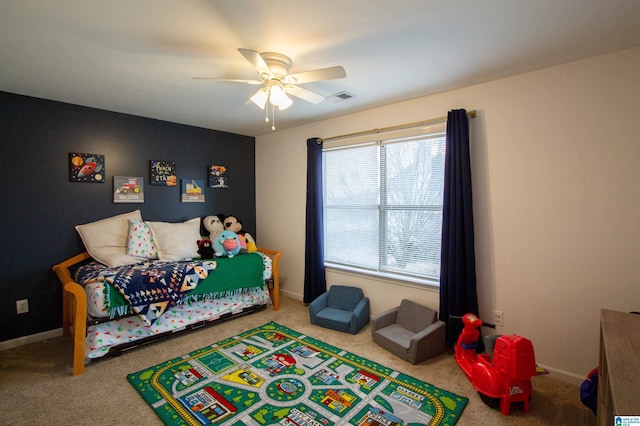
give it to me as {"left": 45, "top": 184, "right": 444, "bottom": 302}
{"left": 69, "top": 152, "right": 105, "bottom": 183}
{"left": 150, "top": 160, "right": 177, "bottom": 186}
{"left": 208, "top": 164, "right": 229, "bottom": 188}
{"left": 113, "top": 176, "right": 144, "bottom": 203}
{"left": 181, "top": 179, "right": 205, "bottom": 203}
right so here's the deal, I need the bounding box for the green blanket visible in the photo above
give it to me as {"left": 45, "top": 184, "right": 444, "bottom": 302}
{"left": 106, "top": 253, "right": 265, "bottom": 315}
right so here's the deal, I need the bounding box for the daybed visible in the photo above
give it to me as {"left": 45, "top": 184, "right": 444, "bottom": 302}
{"left": 52, "top": 210, "right": 281, "bottom": 376}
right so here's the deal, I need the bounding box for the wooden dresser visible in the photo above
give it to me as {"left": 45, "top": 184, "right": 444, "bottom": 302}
{"left": 597, "top": 309, "right": 640, "bottom": 425}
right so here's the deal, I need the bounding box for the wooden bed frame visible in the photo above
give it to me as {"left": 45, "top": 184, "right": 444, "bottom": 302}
{"left": 52, "top": 248, "right": 281, "bottom": 376}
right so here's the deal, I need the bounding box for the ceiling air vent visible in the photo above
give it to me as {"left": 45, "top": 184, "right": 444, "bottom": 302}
{"left": 326, "top": 91, "right": 356, "bottom": 103}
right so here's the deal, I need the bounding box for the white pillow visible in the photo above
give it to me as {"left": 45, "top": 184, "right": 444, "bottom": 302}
{"left": 75, "top": 210, "right": 146, "bottom": 267}
{"left": 126, "top": 219, "right": 158, "bottom": 259}
{"left": 147, "top": 218, "right": 201, "bottom": 261}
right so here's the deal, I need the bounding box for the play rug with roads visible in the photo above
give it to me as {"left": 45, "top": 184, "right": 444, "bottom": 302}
{"left": 127, "top": 321, "right": 468, "bottom": 425}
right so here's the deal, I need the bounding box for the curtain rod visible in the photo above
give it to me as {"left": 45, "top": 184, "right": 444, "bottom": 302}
{"left": 319, "top": 110, "right": 476, "bottom": 143}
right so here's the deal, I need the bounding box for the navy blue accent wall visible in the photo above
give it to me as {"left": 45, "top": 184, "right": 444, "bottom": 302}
{"left": 0, "top": 91, "right": 256, "bottom": 342}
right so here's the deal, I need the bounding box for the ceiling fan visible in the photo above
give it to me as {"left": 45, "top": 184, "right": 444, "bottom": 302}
{"left": 194, "top": 48, "right": 347, "bottom": 130}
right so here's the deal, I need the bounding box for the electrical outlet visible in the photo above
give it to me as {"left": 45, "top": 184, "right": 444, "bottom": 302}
{"left": 493, "top": 310, "right": 503, "bottom": 327}
{"left": 16, "top": 299, "right": 29, "bottom": 314}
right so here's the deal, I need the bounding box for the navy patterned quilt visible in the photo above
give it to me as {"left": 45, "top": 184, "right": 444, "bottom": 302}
{"left": 76, "top": 260, "right": 217, "bottom": 326}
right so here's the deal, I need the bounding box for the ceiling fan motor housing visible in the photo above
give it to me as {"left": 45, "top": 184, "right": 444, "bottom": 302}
{"left": 260, "top": 52, "right": 292, "bottom": 79}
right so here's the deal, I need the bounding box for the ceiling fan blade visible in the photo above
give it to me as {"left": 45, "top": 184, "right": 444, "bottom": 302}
{"left": 284, "top": 85, "right": 325, "bottom": 104}
{"left": 238, "top": 48, "right": 272, "bottom": 76}
{"left": 284, "top": 66, "right": 346, "bottom": 84}
{"left": 192, "top": 77, "right": 263, "bottom": 84}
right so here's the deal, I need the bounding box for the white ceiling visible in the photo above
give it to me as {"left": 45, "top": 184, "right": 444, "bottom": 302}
{"left": 2, "top": 1, "right": 640, "bottom": 137}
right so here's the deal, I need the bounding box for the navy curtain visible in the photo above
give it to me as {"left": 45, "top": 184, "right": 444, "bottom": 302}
{"left": 303, "top": 137, "right": 327, "bottom": 303}
{"left": 439, "top": 109, "right": 480, "bottom": 347}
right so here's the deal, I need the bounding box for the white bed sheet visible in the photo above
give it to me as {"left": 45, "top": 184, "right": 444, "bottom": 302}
{"left": 85, "top": 285, "right": 271, "bottom": 359}
{"left": 85, "top": 282, "right": 111, "bottom": 318}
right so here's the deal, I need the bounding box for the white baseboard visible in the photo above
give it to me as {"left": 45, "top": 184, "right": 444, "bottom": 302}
{"left": 536, "top": 363, "right": 585, "bottom": 386}
{"left": 1, "top": 313, "right": 586, "bottom": 388}
{"left": 282, "top": 289, "right": 586, "bottom": 386}
{"left": 0, "top": 328, "right": 63, "bottom": 352}
{"left": 281, "top": 288, "right": 303, "bottom": 301}
{"left": 0, "top": 292, "right": 305, "bottom": 351}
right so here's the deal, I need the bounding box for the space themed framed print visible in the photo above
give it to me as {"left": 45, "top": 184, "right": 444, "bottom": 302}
{"left": 150, "top": 160, "right": 177, "bottom": 186}
{"left": 69, "top": 152, "right": 105, "bottom": 183}
{"left": 208, "top": 164, "right": 229, "bottom": 188}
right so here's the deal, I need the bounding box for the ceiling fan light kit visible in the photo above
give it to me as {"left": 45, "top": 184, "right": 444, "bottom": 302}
{"left": 250, "top": 81, "right": 293, "bottom": 111}
{"left": 196, "top": 48, "right": 346, "bottom": 131}
{"left": 249, "top": 81, "right": 293, "bottom": 130}
{"left": 249, "top": 87, "right": 269, "bottom": 109}
{"left": 268, "top": 84, "right": 292, "bottom": 110}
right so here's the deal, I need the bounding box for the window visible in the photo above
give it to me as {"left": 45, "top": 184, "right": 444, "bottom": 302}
{"left": 322, "top": 125, "right": 446, "bottom": 285}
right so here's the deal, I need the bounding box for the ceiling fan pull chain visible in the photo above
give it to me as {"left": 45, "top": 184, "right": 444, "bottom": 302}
{"left": 265, "top": 86, "right": 271, "bottom": 122}
{"left": 271, "top": 103, "right": 276, "bottom": 131}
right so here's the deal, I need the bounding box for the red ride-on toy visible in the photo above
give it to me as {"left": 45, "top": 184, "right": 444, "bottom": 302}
{"left": 453, "top": 313, "right": 537, "bottom": 415}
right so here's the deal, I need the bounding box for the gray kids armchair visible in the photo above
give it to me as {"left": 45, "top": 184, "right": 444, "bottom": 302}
{"left": 371, "top": 299, "right": 447, "bottom": 364}
{"left": 308, "top": 285, "right": 370, "bottom": 334}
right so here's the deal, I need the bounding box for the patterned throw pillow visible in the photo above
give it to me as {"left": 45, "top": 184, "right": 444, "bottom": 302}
{"left": 126, "top": 219, "right": 158, "bottom": 259}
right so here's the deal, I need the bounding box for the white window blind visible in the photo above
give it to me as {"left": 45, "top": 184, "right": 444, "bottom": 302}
{"left": 322, "top": 123, "right": 446, "bottom": 284}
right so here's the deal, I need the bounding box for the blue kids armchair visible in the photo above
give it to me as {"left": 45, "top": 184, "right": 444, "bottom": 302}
{"left": 308, "top": 285, "right": 370, "bottom": 334}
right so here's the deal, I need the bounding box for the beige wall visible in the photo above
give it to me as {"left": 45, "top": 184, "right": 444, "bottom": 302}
{"left": 256, "top": 46, "right": 640, "bottom": 383}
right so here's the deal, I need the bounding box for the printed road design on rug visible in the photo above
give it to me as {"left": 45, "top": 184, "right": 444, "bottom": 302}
{"left": 128, "top": 322, "right": 468, "bottom": 425}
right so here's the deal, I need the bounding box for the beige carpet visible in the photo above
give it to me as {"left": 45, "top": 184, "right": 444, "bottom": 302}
{"left": 0, "top": 296, "right": 595, "bottom": 425}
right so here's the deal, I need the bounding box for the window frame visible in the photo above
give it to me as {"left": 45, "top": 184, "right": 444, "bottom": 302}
{"left": 321, "top": 122, "right": 447, "bottom": 288}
